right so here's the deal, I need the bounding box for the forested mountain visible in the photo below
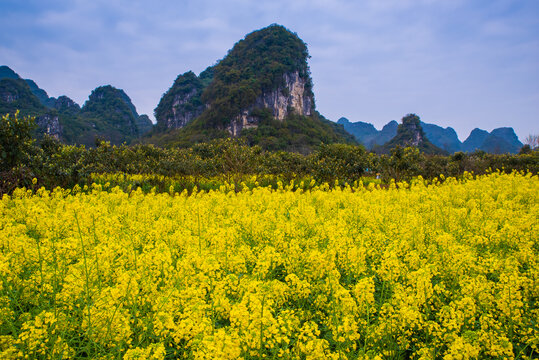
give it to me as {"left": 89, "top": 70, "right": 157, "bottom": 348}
{"left": 0, "top": 74, "right": 62, "bottom": 138}
{"left": 0, "top": 66, "right": 152, "bottom": 146}
{"left": 147, "top": 24, "right": 355, "bottom": 152}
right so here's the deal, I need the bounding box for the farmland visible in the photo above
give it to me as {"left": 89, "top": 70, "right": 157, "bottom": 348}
{"left": 0, "top": 172, "right": 537, "bottom": 359}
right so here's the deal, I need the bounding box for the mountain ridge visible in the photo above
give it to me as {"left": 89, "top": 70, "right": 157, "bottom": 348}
{"left": 339, "top": 117, "right": 523, "bottom": 154}
{"left": 0, "top": 22, "right": 527, "bottom": 154}
{"left": 0, "top": 66, "right": 152, "bottom": 146}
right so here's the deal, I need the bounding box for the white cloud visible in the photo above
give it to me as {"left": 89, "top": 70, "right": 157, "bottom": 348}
{"left": 1, "top": 0, "right": 537, "bottom": 139}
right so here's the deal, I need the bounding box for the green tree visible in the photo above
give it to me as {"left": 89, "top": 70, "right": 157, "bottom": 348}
{"left": 0, "top": 111, "right": 36, "bottom": 171}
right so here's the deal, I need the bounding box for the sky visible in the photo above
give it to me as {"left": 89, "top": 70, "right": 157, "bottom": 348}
{"left": 1, "top": 0, "right": 538, "bottom": 142}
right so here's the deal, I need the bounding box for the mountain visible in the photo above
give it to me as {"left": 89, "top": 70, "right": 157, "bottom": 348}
{"left": 376, "top": 114, "right": 445, "bottom": 154}
{"left": 154, "top": 70, "right": 207, "bottom": 131}
{"left": 147, "top": 24, "right": 355, "bottom": 152}
{"left": 70, "top": 85, "right": 151, "bottom": 146}
{"left": 24, "top": 79, "right": 57, "bottom": 108}
{"left": 0, "top": 66, "right": 20, "bottom": 80}
{"left": 461, "top": 128, "right": 489, "bottom": 153}
{"left": 337, "top": 117, "right": 378, "bottom": 144}
{"left": 0, "top": 65, "right": 57, "bottom": 107}
{"left": 337, "top": 117, "right": 399, "bottom": 149}
{"left": 0, "top": 75, "right": 62, "bottom": 139}
{"left": 136, "top": 115, "right": 153, "bottom": 136}
{"left": 461, "top": 127, "right": 523, "bottom": 154}
{"left": 340, "top": 116, "right": 523, "bottom": 154}
{"left": 375, "top": 121, "right": 399, "bottom": 147}
{"left": 0, "top": 65, "right": 154, "bottom": 146}
{"left": 420, "top": 122, "right": 461, "bottom": 153}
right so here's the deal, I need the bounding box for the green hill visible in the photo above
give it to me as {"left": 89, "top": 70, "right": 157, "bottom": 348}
{"left": 147, "top": 24, "right": 355, "bottom": 152}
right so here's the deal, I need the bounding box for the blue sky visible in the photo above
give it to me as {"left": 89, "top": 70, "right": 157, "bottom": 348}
{"left": 1, "top": 0, "right": 538, "bottom": 141}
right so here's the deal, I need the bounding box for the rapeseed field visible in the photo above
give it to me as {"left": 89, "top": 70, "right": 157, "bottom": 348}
{"left": 0, "top": 172, "right": 537, "bottom": 359}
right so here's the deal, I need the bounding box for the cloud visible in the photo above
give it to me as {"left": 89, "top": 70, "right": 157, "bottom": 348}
{"left": 1, "top": 0, "right": 537, "bottom": 139}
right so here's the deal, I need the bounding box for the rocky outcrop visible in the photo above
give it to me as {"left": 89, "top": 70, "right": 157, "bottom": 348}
{"left": 167, "top": 88, "right": 203, "bottom": 128}
{"left": 228, "top": 71, "right": 313, "bottom": 136}
{"left": 155, "top": 71, "right": 205, "bottom": 130}
{"left": 377, "top": 114, "right": 444, "bottom": 154}
{"left": 36, "top": 113, "right": 62, "bottom": 139}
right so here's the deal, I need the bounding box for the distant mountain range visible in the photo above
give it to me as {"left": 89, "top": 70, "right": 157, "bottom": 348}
{"left": 338, "top": 117, "right": 523, "bottom": 154}
{"left": 0, "top": 24, "right": 525, "bottom": 154}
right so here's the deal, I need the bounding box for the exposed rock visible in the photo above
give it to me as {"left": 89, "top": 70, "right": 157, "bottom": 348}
{"left": 228, "top": 71, "right": 313, "bottom": 136}
{"left": 36, "top": 113, "right": 62, "bottom": 139}
{"left": 155, "top": 71, "right": 205, "bottom": 130}
{"left": 168, "top": 88, "right": 203, "bottom": 128}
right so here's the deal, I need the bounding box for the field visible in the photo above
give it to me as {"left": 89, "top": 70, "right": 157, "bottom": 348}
{"left": 0, "top": 172, "right": 537, "bottom": 359}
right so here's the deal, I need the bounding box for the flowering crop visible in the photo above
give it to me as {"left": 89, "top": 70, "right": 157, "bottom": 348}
{"left": 0, "top": 172, "right": 537, "bottom": 359}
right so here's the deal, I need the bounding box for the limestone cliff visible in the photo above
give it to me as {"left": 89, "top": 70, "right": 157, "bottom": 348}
{"left": 154, "top": 71, "right": 205, "bottom": 130}
{"left": 0, "top": 77, "right": 62, "bottom": 138}
{"left": 228, "top": 71, "right": 313, "bottom": 136}
{"left": 36, "top": 113, "right": 62, "bottom": 139}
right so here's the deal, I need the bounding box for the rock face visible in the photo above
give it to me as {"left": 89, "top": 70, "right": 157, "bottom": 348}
{"left": 153, "top": 24, "right": 321, "bottom": 147}
{"left": 170, "top": 89, "right": 203, "bottom": 127}
{"left": 402, "top": 115, "right": 424, "bottom": 146}
{"left": 155, "top": 71, "right": 205, "bottom": 130}
{"left": 36, "top": 113, "right": 62, "bottom": 139}
{"left": 229, "top": 71, "right": 313, "bottom": 136}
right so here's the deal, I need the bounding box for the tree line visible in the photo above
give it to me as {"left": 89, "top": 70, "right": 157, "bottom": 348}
{"left": 1, "top": 112, "right": 537, "bottom": 195}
